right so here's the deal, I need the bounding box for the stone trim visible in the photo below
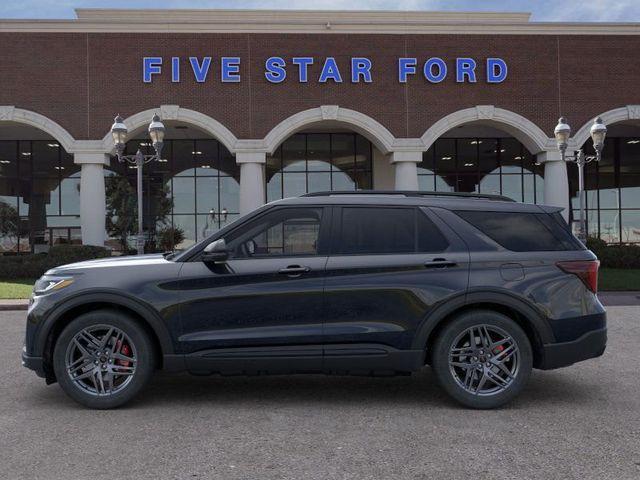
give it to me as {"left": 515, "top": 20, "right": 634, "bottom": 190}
{"left": 0, "top": 106, "right": 76, "bottom": 153}
{"left": 421, "top": 105, "right": 554, "bottom": 154}
{"left": 571, "top": 105, "right": 640, "bottom": 149}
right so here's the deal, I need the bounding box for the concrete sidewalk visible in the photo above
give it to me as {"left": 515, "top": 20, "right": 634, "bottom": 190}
{"left": 1, "top": 292, "right": 639, "bottom": 312}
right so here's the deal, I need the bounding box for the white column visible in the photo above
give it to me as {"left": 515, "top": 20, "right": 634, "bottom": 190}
{"left": 391, "top": 151, "right": 422, "bottom": 190}
{"left": 75, "top": 152, "right": 109, "bottom": 246}
{"left": 538, "top": 151, "right": 570, "bottom": 222}
{"left": 237, "top": 151, "right": 266, "bottom": 216}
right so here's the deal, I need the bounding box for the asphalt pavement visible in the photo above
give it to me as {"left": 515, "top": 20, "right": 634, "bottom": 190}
{"left": 1, "top": 308, "right": 639, "bottom": 480}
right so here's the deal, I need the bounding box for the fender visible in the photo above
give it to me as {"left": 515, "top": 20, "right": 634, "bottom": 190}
{"left": 33, "top": 289, "right": 175, "bottom": 358}
{"left": 411, "top": 288, "right": 555, "bottom": 350}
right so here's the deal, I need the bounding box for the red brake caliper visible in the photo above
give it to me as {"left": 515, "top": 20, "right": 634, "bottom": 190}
{"left": 493, "top": 345, "right": 505, "bottom": 355}
{"left": 115, "top": 341, "right": 132, "bottom": 368}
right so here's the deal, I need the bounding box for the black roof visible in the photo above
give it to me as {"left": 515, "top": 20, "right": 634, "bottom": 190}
{"left": 271, "top": 191, "right": 562, "bottom": 214}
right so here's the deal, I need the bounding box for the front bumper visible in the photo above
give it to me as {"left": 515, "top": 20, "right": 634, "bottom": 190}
{"left": 22, "top": 347, "right": 46, "bottom": 378}
{"left": 539, "top": 327, "right": 607, "bottom": 370}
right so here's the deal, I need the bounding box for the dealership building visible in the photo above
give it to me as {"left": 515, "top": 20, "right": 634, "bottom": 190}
{"left": 1, "top": 8, "right": 640, "bottom": 252}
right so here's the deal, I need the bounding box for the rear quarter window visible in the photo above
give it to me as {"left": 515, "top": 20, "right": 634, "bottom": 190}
{"left": 455, "top": 210, "right": 583, "bottom": 252}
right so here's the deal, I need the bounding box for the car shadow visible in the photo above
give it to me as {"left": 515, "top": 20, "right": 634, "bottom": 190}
{"left": 125, "top": 368, "right": 600, "bottom": 411}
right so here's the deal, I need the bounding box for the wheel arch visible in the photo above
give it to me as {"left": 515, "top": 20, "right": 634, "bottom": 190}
{"left": 414, "top": 291, "right": 554, "bottom": 369}
{"left": 38, "top": 292, "right": 174, "bottom": 378}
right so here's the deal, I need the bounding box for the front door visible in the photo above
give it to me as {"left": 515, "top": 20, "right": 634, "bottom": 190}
{"left": 178, "top": 206, "right": 330, "bottom": 373}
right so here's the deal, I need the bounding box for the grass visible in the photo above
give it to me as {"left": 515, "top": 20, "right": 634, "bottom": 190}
{"left": 0, "top": 268, "right": 637, "bottom": 299}
{"left": 0, "top": 279, "right": 35, "bottom": 299}
{"left": 598, "top": 268, "right": 640, "bottom": 292}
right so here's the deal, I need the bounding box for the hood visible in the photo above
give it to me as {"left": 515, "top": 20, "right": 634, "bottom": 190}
{"left": 45, "top": 254, "right": 171, "bottom": 274}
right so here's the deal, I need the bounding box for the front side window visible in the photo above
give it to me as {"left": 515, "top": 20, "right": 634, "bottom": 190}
{"left": 338, "top": 207, "right": 449, "bottom": 255}
{"left": 227, "top": 208, "right": 323, "bottom": 258}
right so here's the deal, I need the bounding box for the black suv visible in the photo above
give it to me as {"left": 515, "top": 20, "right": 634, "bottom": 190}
{"left": 22, "top": 191, "right": 606, "bottom": 409}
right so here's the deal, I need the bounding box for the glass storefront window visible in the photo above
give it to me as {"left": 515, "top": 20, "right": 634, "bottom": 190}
{"left": 266, "top": 133, "right": 373, "bottom": 201}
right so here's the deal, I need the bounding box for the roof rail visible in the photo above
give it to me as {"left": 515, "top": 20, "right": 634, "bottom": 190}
{"left": 301, "top": 190, "right": 515, "bottom": 202}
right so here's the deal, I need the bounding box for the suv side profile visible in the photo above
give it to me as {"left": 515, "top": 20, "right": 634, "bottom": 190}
{"left": 22, "top": 191, "right": 607, "bottom": 409}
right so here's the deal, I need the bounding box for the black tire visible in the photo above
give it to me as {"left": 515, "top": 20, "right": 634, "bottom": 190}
{"left": 431, "top": 309, "right": 533, "bottom": 409}
{"left": 53, "top": 310, "right": 155, "bottom": 409}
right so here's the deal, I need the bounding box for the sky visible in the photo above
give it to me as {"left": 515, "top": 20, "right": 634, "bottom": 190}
{"left": 1, "top": 0, "right": 640, "bottom": 22}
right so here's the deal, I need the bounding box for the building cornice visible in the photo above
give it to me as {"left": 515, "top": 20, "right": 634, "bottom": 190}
{"left": 0, "top": 9, "right": 639, "bottom": 35}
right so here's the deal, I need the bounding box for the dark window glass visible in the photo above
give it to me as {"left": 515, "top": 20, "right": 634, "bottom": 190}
{"left": 227, "top": 208, "right": 323, "bottom": 258}
{"left": 417, "top": 211, "right": 449, "bottom": 252}
{"left": 456, "top": 210, "right": 580, "bottom": 252}
{"left": 339, "top": 207, "right": 415, "bottom": 254}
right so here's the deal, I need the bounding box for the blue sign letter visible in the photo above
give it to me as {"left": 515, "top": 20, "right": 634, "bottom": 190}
{"left": 143, "top": 57, "right": 162, "bottom": 83}
{"left": 221, "top": 57, "right": 241, "bottom": 83}
{"left": 171, "top": 57, "right": 180, "bottom": 83}
{"left": 424, "top": 57, "right": 447, "bottom": 83}
{"left": 351, "top": 57, "right": 372, "bottom": 83}
{"left": 292, "top": 57, "right": 314, "bottom": 82}
{"left": 265, "top": 57, "right": 287, "bottom": 83}
{"left": 456, "top": 58, "right": 477, "bottom": 83}
{"left": 189, "top": 57, "right": 211, "bottom": 83}
{"left": 319, "top": 57, "right": 343, "bottom": 83}
{"left": 398, "top": 58, "right": 417, "bottom": 83}
{"left": 487, "top": 58, "right": 508, "bottom": 83}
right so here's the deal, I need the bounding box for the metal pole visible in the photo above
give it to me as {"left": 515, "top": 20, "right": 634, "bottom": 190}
{"left": 136, "top": 150, "right": 144, "bottom": 255}
{"left": 576, "top": 150, "right": 587, "bottom": 244}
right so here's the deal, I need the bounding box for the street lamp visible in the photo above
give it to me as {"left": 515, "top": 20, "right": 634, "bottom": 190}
{"left": 554, "top": 116, "right": 607, "bottom": 243}
{"left": 110, "top": 113, "right": 166, "bottom": 255}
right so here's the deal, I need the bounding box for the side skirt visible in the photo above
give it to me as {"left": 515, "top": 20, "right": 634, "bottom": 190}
{"left": 165, "top": 344, "right": 425, "bottom": 377}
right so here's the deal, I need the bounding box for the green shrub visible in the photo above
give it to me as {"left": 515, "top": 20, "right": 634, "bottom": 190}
{"left": 0, "top": 245, "right": 110, "bottom": 279}
{"left": 586, "top": 236, "right": 640, "bottom": 269}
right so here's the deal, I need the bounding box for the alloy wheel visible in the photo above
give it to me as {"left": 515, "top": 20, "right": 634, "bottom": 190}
{"left": 64, "top": 324, "right": 138, "bottom": 396}
{"left": 448, "top": 324, "right": 520, "bottom": 396}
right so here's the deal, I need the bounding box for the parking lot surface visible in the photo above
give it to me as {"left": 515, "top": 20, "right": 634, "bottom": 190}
{"left": 1, "top": 308, "right": 639, "bottom": 480}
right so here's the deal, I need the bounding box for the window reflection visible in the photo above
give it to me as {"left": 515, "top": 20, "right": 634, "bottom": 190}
{"left": 266, "top": 133, "right": 373, "bottom": 201}
{"left": 419, "top": 138, "right": 543, "bottom": 202}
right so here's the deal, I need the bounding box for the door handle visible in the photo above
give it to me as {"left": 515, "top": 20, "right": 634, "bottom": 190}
{"left": 278, "top": 265, "right": 311, "bottom": 276}
{"left": 424, "top": 258, "right": 457, "bottom": 269}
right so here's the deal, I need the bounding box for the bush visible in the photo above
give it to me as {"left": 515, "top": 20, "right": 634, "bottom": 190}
{"left": 586, "top": 236, "right": 640, "bottom": 269}
{"left": 0, "top": 245, "right": 110, "bottom": 279}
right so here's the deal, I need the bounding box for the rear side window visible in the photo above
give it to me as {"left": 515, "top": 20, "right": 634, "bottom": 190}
{"left": 455, "top": 210, "right": 582, "bottom": 252}
{"left": 338, "top": 207, "right": 448, "bottom": 254}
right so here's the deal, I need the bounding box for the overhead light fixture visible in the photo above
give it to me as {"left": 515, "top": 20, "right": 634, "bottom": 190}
{"left": 500, "top": 149, "right": 506, "bottom": 152}
{"left": 192, "top": 151, "right": 202, "bottom": 155}
{"left": 441, "top": 156, "right": 453, "bottom": 160}
{"left": 0, "top": 160, "right": 10, "bottom": 164}
{"left": 139, "top": 142, "right": 151, "bottom": 147}
{"left": 200, "top": 165, "right": 211, "bottom": 169}
{"left": 470, "top": 140, "right": 483, "bottom": 145}
{"left": 47, "top": 143, "right": 59, "bottom": 148}
{"left": 158, "top": 158, "right": 168, "bottom": 163}
{"left": 54, "top": 166, "right": 65, "bottom": 170}
{"left": 627, "top": 140, "right": 640, "bottom": 144}
{"left": 21, "top": 152, "right": 31, "bottom": 156}
{"left": 464, "top": 163, "right": 474, "bottom": 167}
{"left": 514, "top": 156, "right": 523, "bottom": 160}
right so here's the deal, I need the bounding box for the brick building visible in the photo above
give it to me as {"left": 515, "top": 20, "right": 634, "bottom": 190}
{"left": 1, "top": 9, "right": 640, "bottom": 251}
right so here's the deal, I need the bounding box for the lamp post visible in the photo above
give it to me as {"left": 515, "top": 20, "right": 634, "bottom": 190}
{"left": 554, "top": 116, "right": 607, "bottom": 244}
{"left": 110, "top": 114, "right": 166, "bottom": 255}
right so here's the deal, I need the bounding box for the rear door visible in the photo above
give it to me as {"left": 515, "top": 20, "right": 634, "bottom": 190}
{"left": 322, "top": 205, "right": 469, "bottom": 355}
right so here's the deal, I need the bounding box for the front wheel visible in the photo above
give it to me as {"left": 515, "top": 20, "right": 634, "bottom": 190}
{"left": 431, "top": 310, "right": 533, "bottom": 409}
{"left": 52, "top": 310, "right": 155, "bottom": 409}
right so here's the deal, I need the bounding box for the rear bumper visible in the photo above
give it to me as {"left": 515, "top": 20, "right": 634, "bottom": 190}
{"left": 539, "top": 327, "right": 607, "bottom": 370}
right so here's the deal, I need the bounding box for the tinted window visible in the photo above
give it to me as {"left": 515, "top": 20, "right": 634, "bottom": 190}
{"left": 338, "top": 207, "right": 448, "bottom": 254}
{"left": 455, "top": 210, "right": 582, "bottom": 251}
{"left": 227, "top": 208, "right": 323, "bottom": 258}
{"left": 417, "top": 210, "right": 450, "bottom": 252}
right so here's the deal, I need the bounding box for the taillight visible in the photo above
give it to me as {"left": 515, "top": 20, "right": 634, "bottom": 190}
{"left": 556, "top": 260, "right": 600, "bottom": 293}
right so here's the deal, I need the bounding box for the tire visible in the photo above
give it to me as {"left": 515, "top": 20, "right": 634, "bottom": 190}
{"left": 431, "top": 309, "right": 533, "bottom": 409}
{"left": 53, "top": 310, "right": 155, "bottom": 409}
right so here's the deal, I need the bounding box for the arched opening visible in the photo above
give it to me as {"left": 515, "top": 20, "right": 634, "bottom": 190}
{"left": 572, "top": 120, "right": 640, "bottom": 244}
{"left": 0, "top": 122, "right": 80, "bottom": 253}
{"left": 266, "top": 126, "right": 376, "bottom": 201}
{"left": 419, "top": 123, "right": 544, "bottom": 203}
{"left": 106, "top": 121, "right": 239, "bottom": 252}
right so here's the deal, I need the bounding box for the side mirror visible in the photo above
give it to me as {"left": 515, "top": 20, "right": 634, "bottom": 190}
{"left": 202, "top": 238, "right": 228, "bottom": 263}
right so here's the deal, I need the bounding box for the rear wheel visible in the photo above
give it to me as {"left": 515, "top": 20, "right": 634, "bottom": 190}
{"left": 52, "top": 310, "right": 155, "bottom": 409}
{"left": 431, "top": 310, "right": 532, "bottom": 409}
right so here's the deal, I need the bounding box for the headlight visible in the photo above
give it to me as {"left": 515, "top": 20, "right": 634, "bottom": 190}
{"left": 33, "top": 276, "right": 74, "bottom": 295}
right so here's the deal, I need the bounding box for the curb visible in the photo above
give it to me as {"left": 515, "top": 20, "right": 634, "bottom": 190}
{"left": 0, "top": 301, "right": 29, "bottom": 312}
